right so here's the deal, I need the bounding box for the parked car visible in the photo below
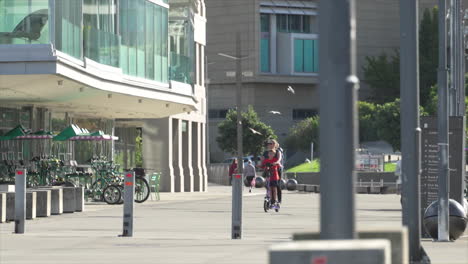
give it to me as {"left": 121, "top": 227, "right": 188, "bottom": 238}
{"left": 223, "top": 157, "right": 251, "bottom": 167}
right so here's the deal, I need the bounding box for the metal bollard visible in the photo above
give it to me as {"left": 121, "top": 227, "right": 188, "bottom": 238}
{"left": 122, "top": 171, "right": 135, "bottom": 237}
{"left": 15, "top": 169, "right": 26, "bottom": 234}
{"left": 231, "top": 173, "right": 243, "bottom": 239}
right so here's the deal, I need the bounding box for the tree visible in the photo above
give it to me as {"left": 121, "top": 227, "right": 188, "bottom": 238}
{"left": 362, "top": 50, "right": 400, "bottom": 104}
{"left": 362, "top": 7, "right": 439, "bottom": 106}
{"left": 284, "top": 116, "right": 320, "bottom": 153}
{"left": 135, "top": 128, "right": 143, "bottom": 167}
{"left": 373, "top": 99, "right": 401, "bottom": 151}
{"left": 419, "top": 7, "right": 439, "bottom": 107}
{"left": 358, "top": 101, "right": 378, "bottom": 142}
{"left": 216, "top": 106, "right": 276, "bottom": 157}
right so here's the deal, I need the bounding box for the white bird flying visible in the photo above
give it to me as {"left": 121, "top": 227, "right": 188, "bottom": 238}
{"left": 287, "top": 85, "right": 295, "bottom": 94}
{"left": 248, "top": 127, "right": 262, "bottom": 135}
{"left": 269, "top": 111, "right": 281, "bottom": 115}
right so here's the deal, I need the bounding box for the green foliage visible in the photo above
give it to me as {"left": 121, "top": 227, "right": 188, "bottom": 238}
{"left": 385, "top": 162, "right": 396, "bottom": 172}
{"left": 373, "top": 99, "right": 401, "bottom": 151}
{"left": 362, "top": 7, "right": 439, "bottom": 107}
{"left": 422, "top": 74, "right": 468, "bottom": 116}
{"left": 362, "top": 50, "right": 400, "bottom": 104}
{"left": 419, "top": 7, "right": 439, "bottom": 108}
{"left": 284, "top": 115, "right": 320, "bottom": 153}
{"left": 135, "top": 134, "right": 143, "bottom": 167}
{"left": 358, "top": 101, "right": 378, "bottom": 142}
{"left": 216, "top": 106, "right": 276, "bottom": 157}
{"left": 286, "top": 159, "right": 320, "bottom": 173}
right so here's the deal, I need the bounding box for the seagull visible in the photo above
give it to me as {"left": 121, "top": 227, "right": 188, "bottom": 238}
{"left": 269, "top": 111, "right": 281, "bottom": 115}
{"left": 287, "top": 85, "right": 295, "bottom": 94}
{"left": 248, "top": 127, "right": 262, "bottom": 135}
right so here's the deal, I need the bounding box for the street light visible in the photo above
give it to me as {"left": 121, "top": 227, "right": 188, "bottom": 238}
{"left": 218, "top": 32, "right": 247, "bottom": 239}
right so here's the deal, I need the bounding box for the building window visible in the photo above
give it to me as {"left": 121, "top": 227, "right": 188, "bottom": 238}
{"left": 293, "top": 109, "right": 318, "bottom": 120}
{"left": 260, "top": 38, "right": 270, "bottom": 72}
{"left": 0, "top": 0, "right": 50, "bottom": 45}
{"left": 260, "top": 13, "right": 270, "bottom": 73}
{"left": 169, "top": 6, "right": 195, "bottom": 84}
{"left": 119, "top": 0, "right": 169, "bottom": 83}
{"left": 208, "top": 109, "right": 229, "bottom": 119}
{"left": 294, "top": 39, "right": 318, "bottom": 73}
{"left": 261, "top": 14, "right": 270, "bottom": 33}
{"left": 277, "top": 14, "right": 311, "bottom": 33}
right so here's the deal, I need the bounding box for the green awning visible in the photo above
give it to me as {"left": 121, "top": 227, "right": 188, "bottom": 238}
{"left": 53, "top": 124, "right": 87, "bottom": 141}
{"left": 0, "top": 125, "right": 29, "bottom": 140}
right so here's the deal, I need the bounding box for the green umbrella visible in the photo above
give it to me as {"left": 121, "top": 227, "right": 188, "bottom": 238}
{"left": 0, "top": 125, "right": 29, "bottom": 140}
{"left": 53, "top": 124, "right": 86, "bottom": 141}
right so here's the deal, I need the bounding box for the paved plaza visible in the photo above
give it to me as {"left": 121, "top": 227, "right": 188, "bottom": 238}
{"left": 0, "top": 184, "right": 467, "bottom": 264}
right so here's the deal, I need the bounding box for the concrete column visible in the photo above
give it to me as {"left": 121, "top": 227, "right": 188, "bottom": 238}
{"left": 201, "top": 122, "right": 208, "bottom": 192}
{"left": 192, "top": 122, "right": 202, "bottom": 192}
{"left": 201, "top": 46, "right": 205, "bottom": 87}
{"left": 270, "top": 14, "right": 277, "bottom": 74}
{"left": 173, "top": 119, "right": 184, "bottom": 192}
{"left": 142, "top": 118, "right": 174, "bottom": 192}
{"left": 183, "top": 120, "right": 194, "bottom": 192}
{"left": 0, "top": 192, "right": 6, "bottom": 223}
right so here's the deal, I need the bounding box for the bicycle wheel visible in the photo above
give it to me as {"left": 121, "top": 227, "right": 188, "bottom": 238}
{"left": 263, "top": 198, "right": 269, "bottom": 212}
{"left": 91, "top": 178, "right": 107, "bottom": 202}
{"left": 134, "top": 177, "right": 150, "bottom": 203}
{"left": 103, "top": 185, "right": 122, "bottom": 204}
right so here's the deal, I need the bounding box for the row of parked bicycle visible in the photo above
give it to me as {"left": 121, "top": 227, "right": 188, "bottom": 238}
{"left": 0, "top": 156, "right": 155, "bottom": 204}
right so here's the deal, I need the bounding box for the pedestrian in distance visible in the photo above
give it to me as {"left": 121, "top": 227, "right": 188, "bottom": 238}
{"left": 228, "top": 159, "right": 238, "bottom": 186}
{"left": 244, "top": 160, "right": 256, "bottom": 192}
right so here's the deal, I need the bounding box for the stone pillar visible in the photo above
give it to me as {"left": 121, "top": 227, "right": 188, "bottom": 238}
{"left": 172, "top": 119, "right": 184, "bottom": 192}
{"left": 183, "top": 120, "right": 194, "bottom": 192}
{"left": 201, "top": 122, "right": 208, "bottom": 192}
{"left": 142, "top": 118, "right": 174, "bottom": 192}
{"left": 192, "top": 122, "right": 202, "bottom": 192}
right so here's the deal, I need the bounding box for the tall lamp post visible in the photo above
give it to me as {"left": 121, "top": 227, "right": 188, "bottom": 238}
{"left": 218, "top": 32, "right": 249, "bottom": 239}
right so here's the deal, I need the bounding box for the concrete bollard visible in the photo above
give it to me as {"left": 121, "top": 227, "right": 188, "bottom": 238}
{"left": 75, "top": 186, "right": 84, "bottom": 212}
{"left": 35, "top": 190, "right": 51, "bottom": 217}
{"left": 231, "top": 173, "right": 243, "bottom": 239}
{"left": 122, "top": 171, "right": 135, "bottom": 237}
{"left": 26, "top": 192, "right": 37, "bottom": 219}
{"left": 270, "top": 240, "right": 391, "bottom": 264}
{"left": 51, "top": 188, "right": 63, "bottom": 215}
{"left": 62, "top": 187, "right": 76, "bottom": 213}
{"left": 293, "top": 228, "right": 409, "bottom": 264}
{"left": 15, "top": 169, "right": 26, "bottom": 233}
{"left": 6, "top": 192, "right": 15, "bottom": 221}
{"left": 0, "top": 192, "right": 6, "bottom": 223}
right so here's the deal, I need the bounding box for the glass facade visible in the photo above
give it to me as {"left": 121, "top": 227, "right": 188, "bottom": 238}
{"left": 169, "top": 6, "right": 194, "bottom": 84}
{"left": 83, "top": 0, "right": 119, "bottom": 66}
{"left": 119, "top": 0, "right": 168, "bottom": 82}
{"left": 56, "top": 1, "right": 83, "bottom": 59}
{"left": 0, "top": 0, "right": 50, "bottom": 45}
{"left": 0, "top": 0, "right": 176, "bottom": 85}
{"left": 294, "top": 39, "right": 319, "bottom": 73}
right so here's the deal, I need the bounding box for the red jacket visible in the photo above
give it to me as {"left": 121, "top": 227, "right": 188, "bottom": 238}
{"left": 262, "top": 158, "right": 279, "bottom": 181}
{"left": 229, "top": 163, "right": 237, "bottom": 177}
